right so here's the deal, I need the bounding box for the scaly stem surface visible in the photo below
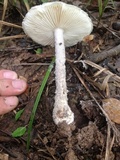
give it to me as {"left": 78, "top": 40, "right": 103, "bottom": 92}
{"left": 53, "top": 28, "right": 74, "bottom": 125}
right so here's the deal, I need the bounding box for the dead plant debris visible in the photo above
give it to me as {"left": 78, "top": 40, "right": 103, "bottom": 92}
{"left": 0, "top": 0, "right": 120, "bottom": 160}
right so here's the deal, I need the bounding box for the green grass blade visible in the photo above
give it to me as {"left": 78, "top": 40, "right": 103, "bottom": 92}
{"left": 23, "top": 0, "right": 30, "bottom": 11}
{"left": 103, "top": 0, "right": 109, "bottom": 12}
{"left": 41, "top": 0, "right": 48, "bottom": 3}
{"left": 27, "top": 57, "right": 55, "bottom": 150}
{"left": 98, "top": 0, "right": 103, "bottom": 18}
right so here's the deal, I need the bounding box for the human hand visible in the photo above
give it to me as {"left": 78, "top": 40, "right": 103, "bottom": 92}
{"left": 0, "top": 70, "right": 27, "bottom": 115}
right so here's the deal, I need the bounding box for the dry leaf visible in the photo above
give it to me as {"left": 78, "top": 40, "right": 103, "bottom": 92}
{"left": 93, "top": 44, "right": 101, "bottom": 52}
{"left": 102, "top": 98, "right": 120, "bottom": 124}
{"left": 19, "top": 75, "right": 27, "bottom": 82}
{"left": 0, "top": 153, "right": 9, "bottom": 160}
{"left": 83, "top": 34, "right": 94, "bottom": 42}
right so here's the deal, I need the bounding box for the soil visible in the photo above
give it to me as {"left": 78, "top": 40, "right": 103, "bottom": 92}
{"left": 0, "top": 0, "right": 120, "bottom": 160}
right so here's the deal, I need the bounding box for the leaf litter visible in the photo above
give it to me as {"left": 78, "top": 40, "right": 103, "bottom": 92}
{"left": 0, "top": 0, "right": 120, "bottom": 160}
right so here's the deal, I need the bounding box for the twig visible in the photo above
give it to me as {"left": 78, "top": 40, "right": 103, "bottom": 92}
{"left": 0, "top": 144, "right": 17, "bottom": 158}
{"left": 86, "top": 8, "right": 120, "bottom": 40}
{"left": 0, "top": 35, "right": 26, "bottom": 41}
{"left": 105, "top": 124, "right": 111, "bottom": 160}
{"left": 12, "top": 63, "right": 50, "bottom": 66}
{"left": 37, "top": 131, "right": 57, "bottom": 160}
{"left": 0, "top": 20, "right": 22, "bottom": 28}
{"left": 105, "top": 123, "right": 115, "bottom": 160}
{"left": 0, "top": 0, "right": 8, "bottom": 32}
{"left": 83, "top": 60, "right": 120, "bottom": 83}
{"left": 88, "top": 44, "right": 120, "bottom": 63}
{"left": 70, "top": 63, "right": 120, "bottom": 141}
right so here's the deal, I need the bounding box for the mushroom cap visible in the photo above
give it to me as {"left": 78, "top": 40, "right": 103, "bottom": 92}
{"left": 22, "top": 2, "right": 93, "bottom": 47}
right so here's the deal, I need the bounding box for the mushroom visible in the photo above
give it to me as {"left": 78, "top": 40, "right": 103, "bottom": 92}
{"left": 22, "top": 2, "right": 93, "bottom": 125}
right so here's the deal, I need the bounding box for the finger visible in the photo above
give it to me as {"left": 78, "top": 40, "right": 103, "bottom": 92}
{"left": 0, "top": 96, "right": 19, "bottom": 115}
{"left": 0, "top": 70, "right": 18, "bottom": 79}
{"left": 0, "top": 79, "right": 27, "bottom": 96}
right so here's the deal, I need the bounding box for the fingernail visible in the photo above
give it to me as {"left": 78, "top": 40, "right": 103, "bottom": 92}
{"left": 4, "top": 96, "right": 18, "bottom": 107}
{"left": 3, "top": 71, "right": 17, "bottom": 79}
{"left": 12, "top": 79, "right": 26, "bottom": 90}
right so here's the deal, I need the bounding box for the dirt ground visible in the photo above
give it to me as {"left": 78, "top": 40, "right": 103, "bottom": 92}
{"left": 0, "top": 0, "right": 120, "bottom": 160}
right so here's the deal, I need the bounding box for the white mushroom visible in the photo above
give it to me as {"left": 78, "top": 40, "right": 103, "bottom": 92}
{"left": 22, "top": 2, "right": 93, "bottom": 125}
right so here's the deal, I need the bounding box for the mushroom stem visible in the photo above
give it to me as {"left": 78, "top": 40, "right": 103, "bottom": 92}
{"left": 53, "top": 28, "right": 74, "bottom": 125}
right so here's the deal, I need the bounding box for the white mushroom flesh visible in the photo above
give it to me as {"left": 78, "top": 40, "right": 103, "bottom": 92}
{"left": 22, "top": 2, "right": 93, "bottom": 125}
{"left": 22, "top": 2, "right": 93, "bottom": 47}
{"left": 53, "top": 28, "right": 74, "bottom": 124}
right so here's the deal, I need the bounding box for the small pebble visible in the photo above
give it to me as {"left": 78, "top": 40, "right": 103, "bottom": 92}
{"left": 112, "top": 22, "right": 120, "bottom": 31}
